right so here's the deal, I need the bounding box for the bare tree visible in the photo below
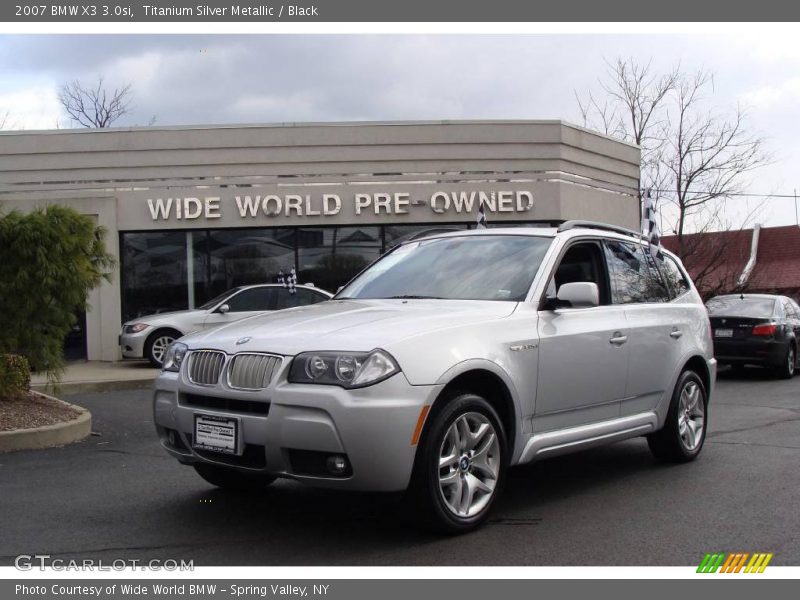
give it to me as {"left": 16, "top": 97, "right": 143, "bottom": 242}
{"left": 58, "top": 76, "right": 132, "bottom": 128}
{"left": 576, "top": 58, "right": 770, "bottom": 295}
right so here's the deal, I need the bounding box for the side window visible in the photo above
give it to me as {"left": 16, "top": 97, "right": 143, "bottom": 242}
{"left": 603, "top": 240, "right": 650, "bottom": 304}
{"left": 660, "top": 255, "right": 691, "bottom": 298}
{"left": 225, "top": 287, "right": 274, "bottom": 312}
{"left": 791, "top": 299, "right": 800, "bottom": 318}
{"left": 550, "top": 241, "right": 610, "bottom": 305}
{"left": 642, "top": 251, "right": 671, "bottom": 303}
{"left": 781, "top": 298, "right": 796, "bottom": 319}
{"left": 271, "top": 287, "right": 328, "bottom": 310}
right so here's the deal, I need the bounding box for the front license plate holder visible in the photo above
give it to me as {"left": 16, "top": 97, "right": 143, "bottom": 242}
{"left": 193, "top": 414, "right": 241, "bottom": 455}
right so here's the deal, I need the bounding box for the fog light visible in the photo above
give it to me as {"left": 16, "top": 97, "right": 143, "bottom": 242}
{"left": 326, "top": 455, "right": 348, "bottom": 474}
{"left": 167, "top": 430, "right": 176, "bottom": 447}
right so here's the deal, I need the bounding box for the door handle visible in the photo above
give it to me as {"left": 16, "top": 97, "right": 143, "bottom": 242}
{"left": 670, "top": 329, "right": 683, "bottom": 339}
{"left": 609, "top": 332, "right": 628, "bottom": 345}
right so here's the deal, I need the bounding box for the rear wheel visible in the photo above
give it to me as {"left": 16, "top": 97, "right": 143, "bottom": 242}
{"left": 648, "top": 370, "right": 707, "bottom": 463}
{"left": 193, "top": 463, "right": 276, "bottom": 491}
{"left": 407, "top": 392, "right": 507, "bottom": 534}
{"left": 145, "top": 329, "right": 181, "bottom": 367}
{"left": 774, "top": 345, "right": 796, "bottom": 379}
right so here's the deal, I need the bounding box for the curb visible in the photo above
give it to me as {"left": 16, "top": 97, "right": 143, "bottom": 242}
{"left": 0, "top": 392, "right": 92, "bottom": 453}
{"left": 31, "top": 377, "right": 155, "bottom": 396}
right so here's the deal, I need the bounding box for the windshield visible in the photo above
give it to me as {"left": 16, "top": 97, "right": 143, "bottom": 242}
{"left": 336, "top": 234, "right": 551, "bottom": 302}
{"left": 198, "top": 287, "right": 242, "bottom": 310}
{"left": 706, "top": 296, "right": 777, "bottom": 318}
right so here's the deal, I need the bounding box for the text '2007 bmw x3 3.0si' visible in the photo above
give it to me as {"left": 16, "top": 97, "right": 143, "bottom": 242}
{"left": 153, "top": 220, "right": 716, "bottom": 533}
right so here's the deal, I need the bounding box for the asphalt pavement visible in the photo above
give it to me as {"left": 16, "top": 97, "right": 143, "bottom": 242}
{"left": 1, "top": 367, "right": 798, "bottom": 566}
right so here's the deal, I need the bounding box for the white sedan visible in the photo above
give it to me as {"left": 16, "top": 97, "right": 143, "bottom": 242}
{"left": 120, "top": 284, "right": 332, "bottom": 366}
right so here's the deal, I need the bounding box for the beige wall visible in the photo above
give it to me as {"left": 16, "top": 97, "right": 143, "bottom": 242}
{"left": 0, "top": 120, "right": 640, "bottom": 361}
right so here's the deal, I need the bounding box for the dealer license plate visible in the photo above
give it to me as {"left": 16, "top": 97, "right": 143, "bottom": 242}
{"left": 715, "top": 328, "right": 734, "bottom": 338}
{"left": 193, "top": 414, "right": 239, "bottom": 455}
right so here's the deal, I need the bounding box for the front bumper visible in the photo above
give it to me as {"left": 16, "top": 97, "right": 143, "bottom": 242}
{"left": 153, "top": 365, "right": 442, "bottom": 492}
{"left": 120, "top": 330, "right": 149, "bottom": 359}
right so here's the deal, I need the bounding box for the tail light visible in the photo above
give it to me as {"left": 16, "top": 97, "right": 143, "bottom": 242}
{"left": 752, "top": 323, "right": 778, "bottom": 336}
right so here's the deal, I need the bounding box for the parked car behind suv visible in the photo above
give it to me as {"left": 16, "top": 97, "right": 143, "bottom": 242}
{"left": 122, "top": 284, "right": 332, "bottom": 367}
{"left": 153, "top": 221, "right": 716, "bottom": 533}
{"left": 707, "top": 293, "right": 800, "bottom": 378}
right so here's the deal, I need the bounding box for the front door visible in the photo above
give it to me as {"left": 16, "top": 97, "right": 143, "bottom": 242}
{"left": 535, "top": 240, "right": 629, "bottom": 432}
{"left": 203, "top": 286, "right": 275, "bottom": 329}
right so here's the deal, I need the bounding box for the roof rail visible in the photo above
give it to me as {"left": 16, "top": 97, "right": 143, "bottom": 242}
{"left": 557, "top": 220, "right": 645, "bottom": 240}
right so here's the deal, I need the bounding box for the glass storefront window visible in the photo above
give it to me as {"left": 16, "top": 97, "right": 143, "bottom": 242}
{"left": 121, "top": 232, "right": 188, "bottom": 321}
{"left": 297, "top": 226, "right": 382, "bottom": 292}
{"left": 205, "top": 228, "right": 296, "bottom": 301}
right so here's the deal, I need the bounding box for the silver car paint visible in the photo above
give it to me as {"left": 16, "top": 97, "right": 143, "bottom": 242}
{"left": 153, "top": 227, "right": 716, "bottom": 491}
{"left": 121, "top": 284, "right": 332, "bottom": 359}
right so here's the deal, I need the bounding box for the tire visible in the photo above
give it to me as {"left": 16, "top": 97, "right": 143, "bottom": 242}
{"left": 647, "top": 370, "right": 708, "bottom": 463}
{"left": 144, "top": 329, "right": 181, "bottom": 367}
{"left": 773, "top": 345, "right": 796, "bottom": 379}
{"left": 407, "top": 392, "right": 507, "bottom": 534}
{"left": 193, "top": 463, "right": 276, "bottom": 491}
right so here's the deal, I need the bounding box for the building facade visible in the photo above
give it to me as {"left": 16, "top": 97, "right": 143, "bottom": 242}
{"left": 0, "top": 120, "right": 640, "bottom": 361}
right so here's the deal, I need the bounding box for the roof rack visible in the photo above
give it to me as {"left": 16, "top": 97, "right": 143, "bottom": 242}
{"left": 557, "top": 220, "right": 645, "bottom": 240}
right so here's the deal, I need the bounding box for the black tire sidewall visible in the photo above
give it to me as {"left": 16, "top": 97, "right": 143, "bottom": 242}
{"left": 666, "top": 370, "right": 708, "bottom": 460}
{"left": 414, "top": 393, "right": 508, "bottom": 533}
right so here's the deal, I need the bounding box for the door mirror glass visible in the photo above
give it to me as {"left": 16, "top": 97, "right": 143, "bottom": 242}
{"left": 556, "top": 282, "right": 599, "bottom": 308}
{"left": 217, "top": 303, "right": 230, "bottom": 314}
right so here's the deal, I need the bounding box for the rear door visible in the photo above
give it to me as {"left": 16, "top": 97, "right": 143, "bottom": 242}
{"left": 607, "top": 242, "right": 690, "bottom": 416}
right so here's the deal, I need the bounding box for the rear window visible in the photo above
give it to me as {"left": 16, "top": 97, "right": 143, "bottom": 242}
{"left": 706, "top": 296, "right": 777, "bottom": 318}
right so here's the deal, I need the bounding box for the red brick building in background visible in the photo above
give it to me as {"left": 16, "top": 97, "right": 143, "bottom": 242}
{"left": 662, "top": 225, "right": 800, "bottom": 301}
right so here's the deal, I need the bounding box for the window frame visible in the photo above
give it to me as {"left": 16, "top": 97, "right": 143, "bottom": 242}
{"left": 537, "top": 237, "right": 613, "bottom": 309}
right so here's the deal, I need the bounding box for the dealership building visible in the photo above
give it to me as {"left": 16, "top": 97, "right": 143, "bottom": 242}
{"left": 0, "top": 120, "right": 640, "bottom": 361}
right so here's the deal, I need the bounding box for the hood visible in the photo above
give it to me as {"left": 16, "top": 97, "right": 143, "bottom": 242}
{"left": 180, "top": 299, "right": 517, "bottom": 356}
{"left": 126, "top": 309, "right": 205, "bottom": 326}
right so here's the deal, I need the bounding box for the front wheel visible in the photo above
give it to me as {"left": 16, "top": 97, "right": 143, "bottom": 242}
{"left": 145, "top": 329, "right": 181, "bottom": 367}
{"left": 407, "top": 393, "right": 507, "bottom": 534}
{"left": 647, "top": 370, "right": 708, "bottom": 463}
{"left": 193, "top": 463, "right": 276, "bottom": 491}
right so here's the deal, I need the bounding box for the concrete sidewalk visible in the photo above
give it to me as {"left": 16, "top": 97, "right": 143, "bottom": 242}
{"left": 31, "top": 360, "right": 158, "bottom": 395}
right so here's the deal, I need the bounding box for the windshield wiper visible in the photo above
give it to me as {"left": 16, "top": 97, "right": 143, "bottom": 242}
{"left": 385, "top": 295, "right": 445, "bottom": 300}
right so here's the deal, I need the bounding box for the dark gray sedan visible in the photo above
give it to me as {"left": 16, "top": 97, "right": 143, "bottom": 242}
{"left": 707, "top": 293, "right": 800, "bottom": 378}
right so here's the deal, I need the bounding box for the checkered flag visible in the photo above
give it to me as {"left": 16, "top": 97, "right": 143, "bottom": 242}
{"left": 277, "top": 270, "right": 286, "bottom": 287}
{"left": 641, "top": 189, "right": 663, "bottom": 260}
{"left": 287, "top": 267, "right": 297, "bottom": 295}
{"left": 476, "top": 199, "right": 488, "bottom": 229}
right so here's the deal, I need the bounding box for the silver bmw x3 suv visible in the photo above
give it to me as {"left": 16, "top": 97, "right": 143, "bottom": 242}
{"left": 153, "top": 221, "right": 716, "bottom": 533}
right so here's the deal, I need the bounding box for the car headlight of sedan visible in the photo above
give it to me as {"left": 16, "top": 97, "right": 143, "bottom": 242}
{"left": 288, "top": 349, "right": 400, "bottom": 388}
{"left": 162, "top": 342, "right": 188, "bottom": 373}
{"left": 123, "top": 323, "right": 149, "bottom": 334}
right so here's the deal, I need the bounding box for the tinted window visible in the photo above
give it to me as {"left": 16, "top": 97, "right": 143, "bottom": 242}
{"left": 198, "top": 287, "right": 242, "bottom": 310}
{"left": 603, "top": 240, "right": 650, "bottom": 304}
{"left": 338, "top": 235, "right": 551, "bottom": 302}
{"left": 272, "top": 287, "right": 329, "bottom": 310}
{"left": 661, "top": 256, "right": 690, "bottom": 298}
{"left": 781, "top": 298, "right": 797, "bottom": 319}
{"left": 642, "top": 251, "right": 671, "bottom": 302}
{"left": 551, "top": 241, "right": 610, "bottom": 305}
{"left": 706, "top": 296, "right": 777, "bottom": 318}
{"left": 225, "top": 287, "right": 273, "bottom": 312}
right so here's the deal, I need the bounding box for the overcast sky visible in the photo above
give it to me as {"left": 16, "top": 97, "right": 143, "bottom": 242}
{"left": 1, "top": 33, "right": 799, "bottom": 227}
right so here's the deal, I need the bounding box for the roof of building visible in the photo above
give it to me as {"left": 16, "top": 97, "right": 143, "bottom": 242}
{"left": 663, "top": 225, "right": 800, "bottom": 294}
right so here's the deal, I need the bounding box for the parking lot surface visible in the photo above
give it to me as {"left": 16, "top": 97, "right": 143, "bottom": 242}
{"left": 1, "top": 368, "right": 798, "bottom": 566}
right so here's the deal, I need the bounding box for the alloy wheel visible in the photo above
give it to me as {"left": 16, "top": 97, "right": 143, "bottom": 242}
{"left": 151, "top": 335, "right": 175, "bottom": 364}
{"left": 437, "top": 412, "right": 500, "bottom": 518}
{"left": 677, "top": 380, "right": 705, "bottom": 452}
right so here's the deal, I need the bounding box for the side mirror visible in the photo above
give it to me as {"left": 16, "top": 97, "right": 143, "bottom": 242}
{"left": 555, "top": 282, "right": 600, "bottom": 309}
{"left": 217, "top": 303, "right": 230, "bottom": 314}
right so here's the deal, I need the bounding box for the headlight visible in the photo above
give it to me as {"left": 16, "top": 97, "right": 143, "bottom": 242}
{"left": 124, "top": 323, "right": 149, "bottom": 334}
{"left": 288, "top": 349, "right": 400, "bottom": 388}
{"left": 162, "top": 342, "right": 188, "bottom": 372}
